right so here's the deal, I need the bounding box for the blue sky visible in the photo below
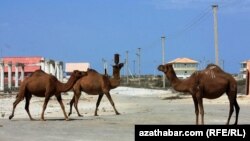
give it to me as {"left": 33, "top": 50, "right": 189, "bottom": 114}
{"left": 0, "top": 0, "right": 249, "bottom": 75}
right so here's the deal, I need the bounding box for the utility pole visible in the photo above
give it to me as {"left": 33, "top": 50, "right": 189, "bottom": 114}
{"left": 212, "top": 5, "right": 219, "bottom": 66}
{"left": 161, "top": 35, "right": 166, "bottom": 88}
{"left": 133, "top": 60, "right": 136, "bottom": 76}
{"left": 137, "top": 48, "right": 141, "bottom": 86}
{"left": 102, "top": 58, "right": 107, "bottom": 75}
{"left": 126, "top": 51, "right": 129, "bottom": 84}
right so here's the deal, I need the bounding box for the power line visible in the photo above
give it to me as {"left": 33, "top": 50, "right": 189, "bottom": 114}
{"left": 168, "top": 6, "right": 211, "bottom": 39}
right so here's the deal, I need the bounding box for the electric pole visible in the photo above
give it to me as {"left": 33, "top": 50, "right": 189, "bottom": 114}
{"left": 212, "top": 5, "right": 219, "bottom": 66}
{"left": 102, "top": 58, "right": 107, "bottom": 75}
{"left": 161, "top": 35, "right": 166, "bottom": 88}
{"left": 126, "top": 51, "right": 129, "bottom": 84}
{"left": 137, "top": 48, "right": 141, "bottom": 86}
{"left": 133, "top": 60, "right": 136, "bottom": 76}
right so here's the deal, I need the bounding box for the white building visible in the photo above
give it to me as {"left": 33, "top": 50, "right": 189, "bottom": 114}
{"left": 239, "top": 60, "right": 249, "bottom": 79}
{"left": 168, "top": 57, "right": 198, "bottom": 79}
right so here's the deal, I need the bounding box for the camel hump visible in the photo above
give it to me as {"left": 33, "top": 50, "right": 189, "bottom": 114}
{"left": 87, "top": 68, "right": 98, "bottom": 73}
{"left": 205, "top": 64, "right": 224, "bottom": 73}
{"left": 29, "top": 69, "right": 46, "bottom": 77}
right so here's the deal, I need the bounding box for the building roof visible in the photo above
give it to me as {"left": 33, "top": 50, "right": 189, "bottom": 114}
{"left": 168, "top": 57, "right": 198, "bottom": 64}
{"left": 65, "top": 63, "right": 90, "bottom": 72}
{"left": 2, "top": 56, "right": 43, "bottom": 72}
{"left": 241, "top": 60, "right": 250, "bottom": 64}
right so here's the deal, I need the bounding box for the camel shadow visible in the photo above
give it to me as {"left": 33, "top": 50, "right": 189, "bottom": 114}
{"left": 162, "top": 95, "right": 189, "bottom": 100}
{"left": 9, "top": 117, "right": 93, "bottom": 121}
{"left": 45, "top": 118, "right": 86, "bottom": 121}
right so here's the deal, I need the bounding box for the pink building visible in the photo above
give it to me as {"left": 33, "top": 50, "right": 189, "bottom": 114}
{"left": 2, "top": 56, "right": 42, "bottom": 76}
{"left": 0, "top": 56, "right": 64, "bottom": 91}
{"left": 65, "top": 62, "right": 90, "bottom": 77}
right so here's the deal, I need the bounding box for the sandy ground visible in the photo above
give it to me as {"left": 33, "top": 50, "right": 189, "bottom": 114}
{"left": 0, "top": 86, "right": 250, "bottom": 141}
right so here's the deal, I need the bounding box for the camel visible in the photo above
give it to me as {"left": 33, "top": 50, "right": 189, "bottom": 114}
{"left": 68, "top": 63, "right": 124, "bottom": 117}
{"left": 158, "top": 63, "right": 240, "bottom": 125}
{"left": 9, "top": 69, "right": 87, "bottom": 121}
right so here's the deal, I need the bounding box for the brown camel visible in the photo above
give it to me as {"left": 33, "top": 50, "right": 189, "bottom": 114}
{"left": 68, "top": 63, "right": 124, "bottom": 117}
{"left": 9, "top": 69, "right": 86, "bottom": 121}
{"left": 158, "top": 63, "right": 240, "bottom": 125}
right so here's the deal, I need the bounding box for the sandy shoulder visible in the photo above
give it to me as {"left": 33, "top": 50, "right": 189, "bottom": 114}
{"left": 1, "top": 86, "right": 249, "bottom": 122}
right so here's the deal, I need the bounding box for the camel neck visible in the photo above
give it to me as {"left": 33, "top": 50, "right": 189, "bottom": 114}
{"left": 57, "top": 75, "right": 77, "bottom": 92}
{"left": 109, "top": 78, "right": 120, "bottom": 89}
{"left": 112, "top": 70, "right": 120, "bottom": 79}
{"left": 110, "top": 69, "right": 121, "bottom": 88}
{"left": 165, "top": 67, "right": 179, "bottom": 84}
{"left": 165, "top": 66, "right": 190, "bottom": 92}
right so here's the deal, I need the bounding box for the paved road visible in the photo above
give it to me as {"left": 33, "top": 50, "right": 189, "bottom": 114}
{"left": 0, "top": 93, "right": 249, "bottom": 141}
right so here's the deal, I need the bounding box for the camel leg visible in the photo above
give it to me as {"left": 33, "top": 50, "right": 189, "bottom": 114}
{"left": 226, "top": 100, "right": 234, "bottom": 125}
{"left": 73, "top": 93, "right": 82, "bottom": 117}
{"left": 25, "top": 93, "right": 34, "bottom": 120}
{"left": 69, "top": 86, "right": 82, "bottom": 117}
{"left": 105, "top": 92, "right": 120, "bottom": 115}
{"left": 68, "top": 95, "right": 75, "bottom": 116}
{"left": 41, "top": 96, "right": 50, "bottom": 121}
{"left": 233, "top": 99, "right": 240, "bottom": 125}
{"left": 94, "top": 93, "right": 104, "bottom": 116}
{"left": 9, "top": 95, "right": 23, "bottom": 120}
{"left": 226, "top": 91, "right": 239, "bottom": 125}
{"left": 197, "top": 98, "right": 204, "bottom": 125}
{"left": 56, "top": 94, "right": 69, "bottom": 121}
{"left": 196, "top": 86, "right": 204, "bottom": 125}
{"left": 192, "top": 95, "right": 199, "bottom": 125}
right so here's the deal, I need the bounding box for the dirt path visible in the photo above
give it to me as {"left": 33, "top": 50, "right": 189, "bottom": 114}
{"left": 0, "top": 87, "right": 250, "bottom": 141}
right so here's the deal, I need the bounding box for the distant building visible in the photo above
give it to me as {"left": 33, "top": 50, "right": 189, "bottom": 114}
{"left": 65, "top": 62, "right": 90, "bottom": 77}
{"left": 239, "top": 60, "right": 249, "bottom": 79}
{"left": 168, "top": 57, "right": 198, "bottom": 79}
{"left": 2, "top": 56, "right": 43, "bottom": 76}
{"left": 0, "top": 56, "right": 63, "bottom": 91}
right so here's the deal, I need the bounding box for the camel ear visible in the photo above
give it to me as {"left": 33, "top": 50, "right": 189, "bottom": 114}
{"left": 119, "top": 63, "right": 124, "bottom": 68}
{"left": 166, "top": 63, "right": 173, "bottom": 69}
{"left": 112, "top": 63, "right": 124, "bottom": 69}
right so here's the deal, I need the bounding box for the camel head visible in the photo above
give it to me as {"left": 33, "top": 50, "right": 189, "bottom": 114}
{"left": 157, "top": 65, "right": 165, "bottom": 72}
{"left": 113, "top": 63, "right": 124, "bottom": 71}
{"left": 158, "top": 63, "right": 177, "bottom": 80}
{"left": 71, "top": 70, "right": 88, "bottom": 79}
{"left": 157, "top": 63, "right": 173, "bottom": 73}
{"left": 112, "top": 63, "right": 124, "bottom": 78}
